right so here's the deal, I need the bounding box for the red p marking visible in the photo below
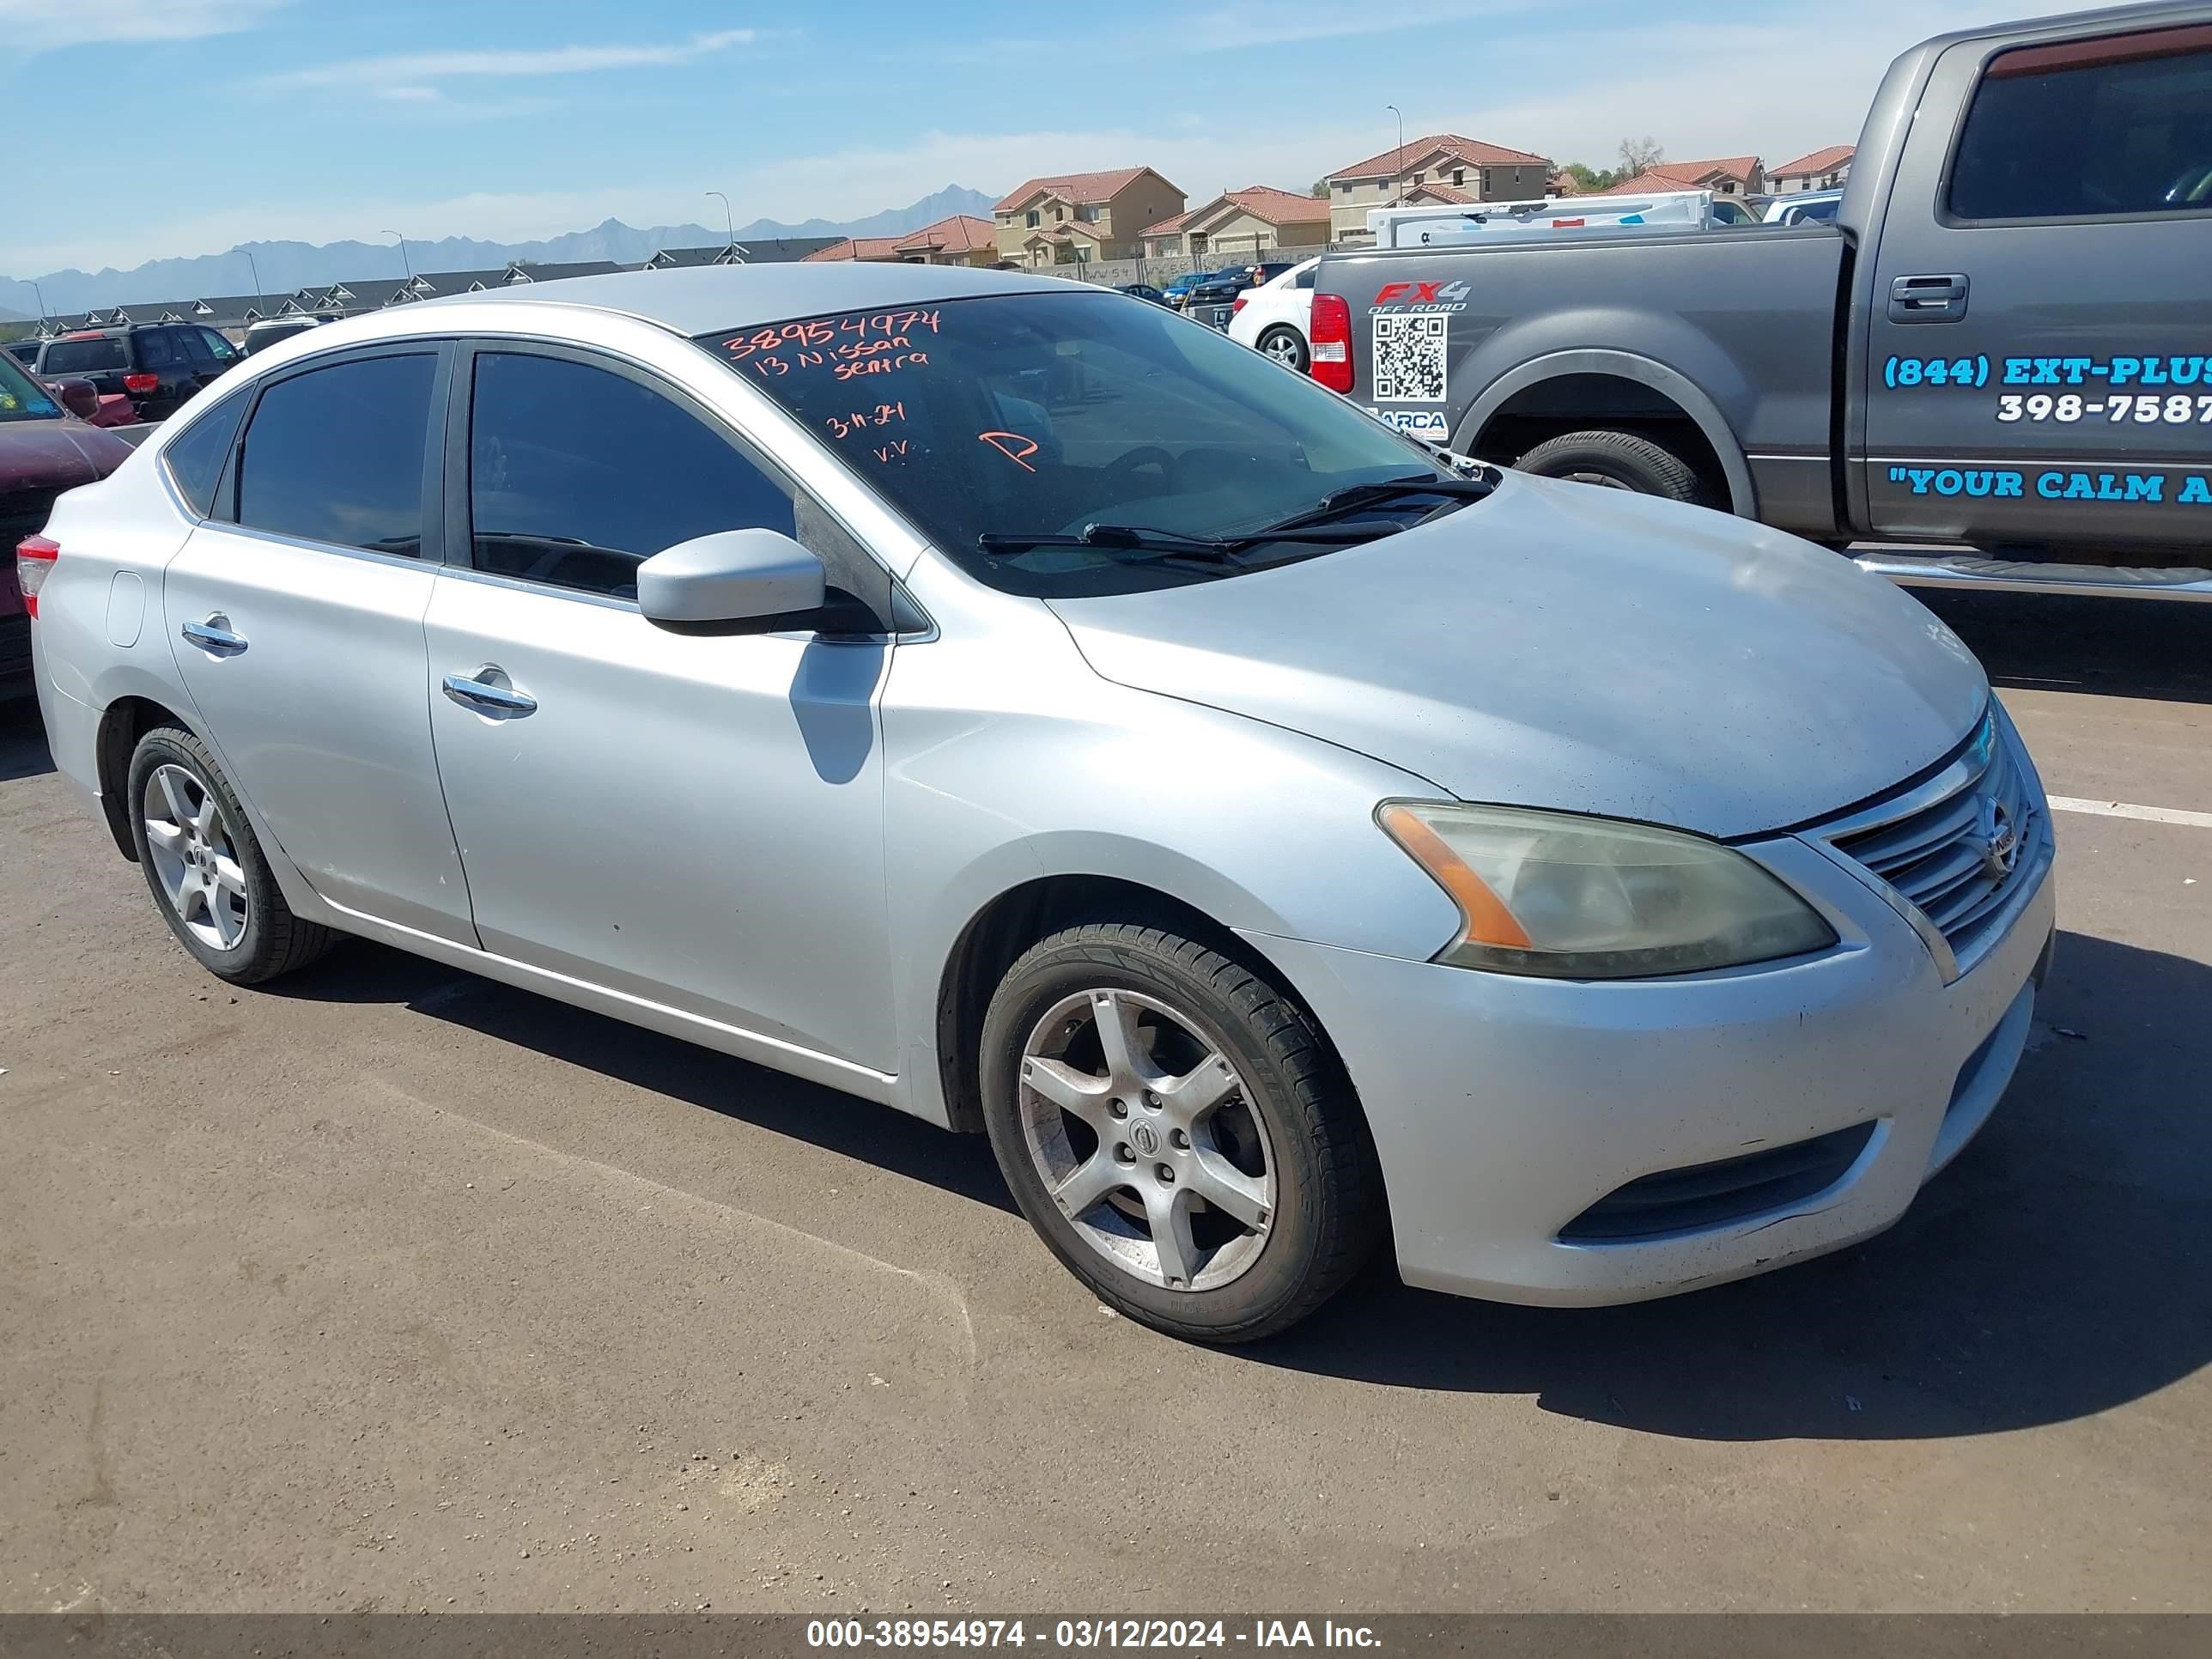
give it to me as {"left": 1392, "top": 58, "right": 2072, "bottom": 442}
{"left": 980, "top": 431, "right": 1040, "bottom": 472}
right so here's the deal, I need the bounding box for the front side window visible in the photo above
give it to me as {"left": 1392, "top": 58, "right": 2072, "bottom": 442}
{"left": 1950, "top": 25, "right": 2212, "bottom": 220}
{"left": 703, "top": 290, "right": 1460, "bottom": 597}
{"left": 467, "top": 350, "right": 799, "bottom": 601}
{"left": 198, "top": 328, "right": 239, "bottom": 362}
{"left": 235, "top": 352, "right": 437, "bottom": 555}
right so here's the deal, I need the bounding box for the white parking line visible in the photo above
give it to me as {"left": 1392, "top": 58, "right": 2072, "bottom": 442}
{"left": 2050, "top": 795, "right": 2212, "bottom": 829}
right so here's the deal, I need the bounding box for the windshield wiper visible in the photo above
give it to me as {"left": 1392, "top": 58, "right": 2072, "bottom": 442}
{"left": 1249, "top": 472, "right": 1496, "bottom": 538}
{"left": 976, "top": 520, "right": 1397, "bottom": 561}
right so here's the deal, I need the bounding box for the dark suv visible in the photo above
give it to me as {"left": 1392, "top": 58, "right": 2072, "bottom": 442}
{"left": 1183, "top": 262, "right": 1295, "bottom": 329}
{"left": 29, "top": 323, "right": 240, "bottom": 422}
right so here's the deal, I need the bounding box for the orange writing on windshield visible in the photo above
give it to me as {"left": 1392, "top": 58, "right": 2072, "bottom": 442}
{"left": 980, "top": 431, "right": 1040, "bottom": 472}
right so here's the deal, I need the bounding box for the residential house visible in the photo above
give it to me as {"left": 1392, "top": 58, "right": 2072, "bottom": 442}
{"left": 1140, "top": 186, "right": 1331, "bottom": 262}
{"left": 993, "top": 168, "right": 1187, "bottom": 266}
{"left": 1770, "top": 145, "right": 1853, "bottom": 193}
{"left": 891, "top": 216, "right": 1000, "bottom": 266}
{"left": 801, "top": 234, "right": 910, "bottom": 264}
{"left": 1322, "top": 134, "right": 1553, "bottom": 243}
{"left": 1608, "top": 155, "right": 1768, "bottom": 198}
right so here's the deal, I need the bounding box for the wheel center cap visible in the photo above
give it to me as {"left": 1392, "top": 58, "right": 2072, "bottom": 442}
{"left": 1128, "top": 1120, "right": 1161, "bottom": 1158}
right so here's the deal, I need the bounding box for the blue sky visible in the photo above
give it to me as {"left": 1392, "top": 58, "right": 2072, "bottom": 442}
{"left": 4, "top": 0, "right": 1991, "bottom": 278}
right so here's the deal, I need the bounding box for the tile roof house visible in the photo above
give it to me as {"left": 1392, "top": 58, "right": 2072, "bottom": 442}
{"left": 892, "top": 215, "right": 1000, "bottom": 266}
{"left": 993, "top": 167, "right": 1186, "bottom": 266}
{"left": 1322, "top": 133, "right": 1553, "bottom": 241}
{"left": 1140, "top": 186, "right": 1331, "bottom": 261}
{"left": 1609, "top": 155, "right": 1768, "bottom": 198}
{"left": 1771, "top": 145, "right": 1854, "bottom": 193}
{"left": 801, "top": 234, "right": 911, "bottom": 264}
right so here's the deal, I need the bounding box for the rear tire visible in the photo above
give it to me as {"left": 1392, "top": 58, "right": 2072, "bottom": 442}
{"left": 126, "top": 725, "right": 337, "bottom": 985}
{"left": 979, "top": 921, "right": 1382, "bottom": 1344}
{"left": 1515, "top": 428, "right": 1708, "bottom": 504}
{"left": 1257, "top": 325, "right": 1310, "bottom": 374}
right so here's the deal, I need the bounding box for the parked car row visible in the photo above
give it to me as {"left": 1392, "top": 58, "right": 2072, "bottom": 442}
{"left": 10, "top": 322, "right": 242, "bottom": 424}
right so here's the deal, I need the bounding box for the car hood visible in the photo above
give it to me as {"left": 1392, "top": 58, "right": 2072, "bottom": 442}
{"left": 1045, "top": 472, "right": 1988, "bottom": 839}
{"left": 0, "top": 419, "right": 133, "bottom": 491}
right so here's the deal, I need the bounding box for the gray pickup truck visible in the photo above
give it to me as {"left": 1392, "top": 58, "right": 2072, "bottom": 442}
{"left": 1312, "top": 1, "right": 2212, "bottom": 599}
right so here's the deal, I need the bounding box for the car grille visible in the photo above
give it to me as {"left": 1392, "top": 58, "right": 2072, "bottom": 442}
{"left": 1820, "top": 711, "right": 2045, "bottom": 975}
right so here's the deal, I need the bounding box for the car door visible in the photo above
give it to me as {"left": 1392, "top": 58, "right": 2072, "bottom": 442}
{"left": 1862, "top": 18, "right": 2212, "bottom": 548}
{"left": 422, "top": 340, "right": 898, "bottom": 1071}
{"left": 162, "top": 340, "right": 478, "bottom": 945}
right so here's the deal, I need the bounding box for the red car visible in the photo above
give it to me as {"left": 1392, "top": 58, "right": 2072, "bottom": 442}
{"left": 2, "top": 349, "right": 135, "bottom": 694}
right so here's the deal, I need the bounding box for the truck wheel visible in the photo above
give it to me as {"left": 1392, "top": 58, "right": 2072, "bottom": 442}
{"left": 1515, "top": 430, "right": 1708, "bottom": 505}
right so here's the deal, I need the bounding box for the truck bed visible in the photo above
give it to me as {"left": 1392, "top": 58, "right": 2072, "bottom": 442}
{"left": 1322, "top": 225, "right": 1850, "bottom": 538}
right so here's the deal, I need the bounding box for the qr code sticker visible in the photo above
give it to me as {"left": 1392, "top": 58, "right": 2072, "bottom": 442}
{"left": 1372, "top": 313, "right": 1449, "bottom": 403}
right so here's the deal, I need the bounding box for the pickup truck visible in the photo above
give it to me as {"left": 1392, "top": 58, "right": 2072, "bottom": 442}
{"left": 1311, "top": 2, "right": 2212, "bottom": 599}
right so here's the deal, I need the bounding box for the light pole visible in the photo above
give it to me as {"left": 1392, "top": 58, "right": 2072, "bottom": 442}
{"left": 234, "top": 246, "right": 264, "bottom": 301}
{"left": 1386, "top": 105, "right": 1406, "bottom": 204}
{"left": 383, "top": 229, "right": 412, "bottom": 283}
{"left": 30, "top": 278, "right": 50, "bottom": 332}
{"left": 706, "top": 191, "right": 738, "bottom": 262}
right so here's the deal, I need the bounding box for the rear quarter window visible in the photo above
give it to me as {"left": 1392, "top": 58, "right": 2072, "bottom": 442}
{"left": 163, "top": 390, "right": 252, "bottom": 517}
{"left": 40, "top": 338, "right": 126, "bottom": 374}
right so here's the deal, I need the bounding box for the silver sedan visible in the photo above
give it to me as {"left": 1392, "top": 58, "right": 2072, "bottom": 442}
{"left": 21, "top": 264, "right": 2054, "bottom": 1341}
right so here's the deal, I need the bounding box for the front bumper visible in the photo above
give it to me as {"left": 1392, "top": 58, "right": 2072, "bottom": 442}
{"left": 1247, "top": 824, "right": 2055, "bottom": 1307}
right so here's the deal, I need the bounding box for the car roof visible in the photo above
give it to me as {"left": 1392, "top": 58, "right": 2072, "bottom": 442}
{"left": 425, "top": 261, "right": 1073, "bottom": 337}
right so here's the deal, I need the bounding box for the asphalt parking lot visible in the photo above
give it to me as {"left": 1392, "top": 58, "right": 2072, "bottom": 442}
{"left": 2, "top": 587, "right": 2207, "bottom": 1615}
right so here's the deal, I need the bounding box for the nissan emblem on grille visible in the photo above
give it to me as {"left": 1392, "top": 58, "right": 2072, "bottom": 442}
{"left": 1977, "top": 797, "right": 2021, "bottom": 883}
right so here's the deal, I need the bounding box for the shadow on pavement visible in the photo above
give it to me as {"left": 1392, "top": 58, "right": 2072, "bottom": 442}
{"left": 287, "top": 926, "right": 2209, "bottom": 1442}
{"left": 1918, "top": 587, "right": 2212, "bottom": 705}
{"left": 1247, "top": 929, "right": 2211, "bottom": 1439}
{"left": 0, "top": 696, "right": 55, "bottom": 781}
{"left": 273, "top": 939, "right": 1020, "bottom": 1218}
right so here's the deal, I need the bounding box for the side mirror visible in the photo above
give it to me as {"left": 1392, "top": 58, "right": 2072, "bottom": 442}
{"left": 52, "top": 378, "right": 99, "bottom": 420}
{"left": 635, "top": 527, "right": 826, "bottom": 629}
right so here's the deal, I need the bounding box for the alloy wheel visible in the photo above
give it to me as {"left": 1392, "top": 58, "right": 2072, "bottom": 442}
{"left": 1261, "top": 331, "right": 1303, "bottom": 367}
{"left": 1018, "top": 988, "right": 1276, "bottom": 1291}
{"left": 142, "top": 763, "right": 250, "bottom": 951}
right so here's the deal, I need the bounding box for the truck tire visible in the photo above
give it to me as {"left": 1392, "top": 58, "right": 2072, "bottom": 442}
{"left": 1515, "top": 430, "right": 1708, "bottom": 505}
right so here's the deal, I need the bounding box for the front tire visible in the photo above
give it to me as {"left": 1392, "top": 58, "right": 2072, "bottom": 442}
{"left": 1515, "top": 428, "right": 1708, "bottom": 504}
{"left": 979, "top": 922, "right": 1381, "bottom": 1343}
{"left": 126, "top": 725, "right": 337, "bottom": 984}
{"left": 1257, "top": 325, "right": 1310, "bottom": 374}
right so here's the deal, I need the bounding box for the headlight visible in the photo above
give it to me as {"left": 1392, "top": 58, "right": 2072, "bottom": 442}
{"left": 1377, "top": 801, "right": 1836, "bottom": 979}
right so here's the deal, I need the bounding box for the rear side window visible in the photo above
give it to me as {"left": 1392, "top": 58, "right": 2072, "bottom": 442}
{"left": 163, "top": 391, "right": 250, "bottom": 516}
{"left": 466, "top": 350, "right": 797, "bottom": 600}
{"left": 40, "top": 337, "right": 125, "bottom": 374}
{"left": 236, "top": 353, "right": 437, "bottom": 555}
{"left": 135, "top": 330, "right": 178, "bottom": 368}
{"left": 1949, "top": 25, "right": 2212, "bottom": 220}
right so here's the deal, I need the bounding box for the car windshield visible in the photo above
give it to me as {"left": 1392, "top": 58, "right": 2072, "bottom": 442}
{"left": 41, "top": 337, "right": 126, "bottom": 374}
{"left": 0, "top": 350, "right": 63, "bottom": 422}
{"left": 701, "top": 290, "right": 1462, "bottom": 596}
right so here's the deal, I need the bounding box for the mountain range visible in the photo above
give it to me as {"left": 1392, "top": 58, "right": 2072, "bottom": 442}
{"left": 1, "top": 186, "right": 998, "bottom": 316}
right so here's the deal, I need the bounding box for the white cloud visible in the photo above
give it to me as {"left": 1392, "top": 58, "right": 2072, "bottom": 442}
{"left": 3, "top": 0, "right": 285, "bottom": 52}
{"left": 264, "top": 27, "right": 757, "bottom": 90}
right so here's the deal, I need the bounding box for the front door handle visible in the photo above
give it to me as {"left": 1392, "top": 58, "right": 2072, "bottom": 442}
{"left": 1889, "top": 272, "right": 1970, "bottom": 324}
{"left": 442, "top": 669, "right": 538, "bottom": 719}
{"left": 180, "top": 616, "right": 247, "bottom": 657}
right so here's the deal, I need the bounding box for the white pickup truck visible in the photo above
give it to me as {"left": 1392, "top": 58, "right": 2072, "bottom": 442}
{"left": 1365, "top": 189, "right": 1753, "bottom": 249}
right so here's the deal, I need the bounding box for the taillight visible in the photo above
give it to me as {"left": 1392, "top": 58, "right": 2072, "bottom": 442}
{"left": 15, "top": 535, "right": 58, "bottom": 620}
{"left": 1231, "top": 296, "right": 1249, "bottom": 316}
{"left": 1309, "top": 294, "right": 1353, "bottom": 392}
{"left": 124, "top": 372, "right": 160, "bottom": 394}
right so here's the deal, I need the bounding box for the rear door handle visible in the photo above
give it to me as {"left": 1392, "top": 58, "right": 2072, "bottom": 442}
{"left": 180, "top": 616, "right": 247, "bottom": 657}
{"left": 442, "top": 670, "right": 538, "bottom": 719}
{"left": 1889, "top": 273, "right": 1970, "bottom": 323}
